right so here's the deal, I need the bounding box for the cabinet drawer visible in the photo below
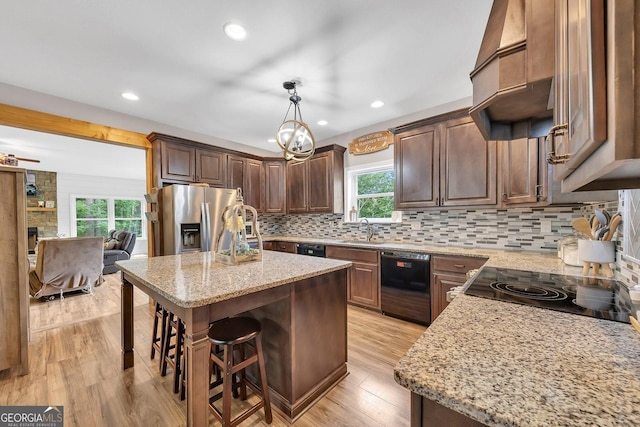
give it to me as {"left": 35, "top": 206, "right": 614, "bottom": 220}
{"left": 271, "top": 241, "right": 296, "bottom": 253}
{"left": 432, "top": 256, "right": 486, "bottom": 274}
{"left": 326, "top": 246, "right": 378, "bottom": 264}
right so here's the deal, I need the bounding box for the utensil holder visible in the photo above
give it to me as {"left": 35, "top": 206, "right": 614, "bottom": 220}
{"left": 578, "top": 240, "right": 615, "bottom": 263}
{"left": 578, "top": 240, "right": 615, "bottom": 277}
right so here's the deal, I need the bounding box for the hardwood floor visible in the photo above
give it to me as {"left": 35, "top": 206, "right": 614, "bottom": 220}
{"left": 0, "top": 274, "right": 427, "bottom": 426}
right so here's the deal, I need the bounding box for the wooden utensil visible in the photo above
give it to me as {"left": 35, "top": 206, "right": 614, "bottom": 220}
{"left": 601, "top": 263, "right": 614, "bottom": 277}
{"left": 603, "top": 214, "right": 621, "bottom": 241}
{"left": 572, "top": 217, "right": 595, "bottom": 240}
{"left": 630, "top": 316, "right": 640, "bottom": 335}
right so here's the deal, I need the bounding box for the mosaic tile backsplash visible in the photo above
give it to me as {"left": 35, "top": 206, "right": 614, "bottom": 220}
{"left": 260, "top": 206, "right": 585, "bottom": 251}
{"left": 259, "top": 198, "right": 640, "bottom": 287}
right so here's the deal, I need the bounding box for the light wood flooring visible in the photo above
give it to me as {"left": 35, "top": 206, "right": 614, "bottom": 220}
{"left": 1, "top": 273, "right": 427, "bottom": 426}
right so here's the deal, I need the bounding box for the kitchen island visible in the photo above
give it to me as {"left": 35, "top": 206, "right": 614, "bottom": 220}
{"left": 117, "top": 250, "right": 351, "bottom": 427}
{"left": 394, "top": 279, "right": 640, "bottom": 426}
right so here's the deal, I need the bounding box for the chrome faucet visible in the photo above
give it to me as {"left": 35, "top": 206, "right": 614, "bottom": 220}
{"left": 360, "top": 218, "right": 374, "bottom": 242}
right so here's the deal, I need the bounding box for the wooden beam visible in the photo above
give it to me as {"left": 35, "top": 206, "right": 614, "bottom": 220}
{"left": 0, "top": 103, "right": 150, "bottom": 149}
{"left": 0, "top": 102, "right": 153, "bottom": 254}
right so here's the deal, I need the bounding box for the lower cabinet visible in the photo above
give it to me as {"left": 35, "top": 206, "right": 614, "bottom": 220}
{"left": 431, "top": 255, "right": 487, "bottom": 323}
{"left": 327, "top": 246, "right": 380, "bottom": 310}
{"left": 265, "top": 241, "right": 296, "bottom": 253}
{"left": 411, "top": 393, "right": 486, "bottom": 427}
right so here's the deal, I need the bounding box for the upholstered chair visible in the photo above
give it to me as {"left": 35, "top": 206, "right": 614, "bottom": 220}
{"left": 29, "top": 237, "right": 104, "bottom": 300}
{"left": 102, "top": 229, "right": 137, "bottom": 274}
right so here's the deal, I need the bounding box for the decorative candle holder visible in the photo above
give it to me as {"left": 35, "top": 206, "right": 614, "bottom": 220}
{"left": 214, "top": 188, "right": 262, "bottom": 265}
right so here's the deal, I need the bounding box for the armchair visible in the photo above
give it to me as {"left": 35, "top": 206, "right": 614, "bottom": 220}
{"left": 29, "top": 237, "right": 104, "bottom": 300}
{"left": 103, "top": 229, "right": 136, "bottom": 274}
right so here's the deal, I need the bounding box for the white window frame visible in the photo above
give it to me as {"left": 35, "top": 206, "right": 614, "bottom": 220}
{"left": 344, "top": 160, "right": 402, "bottom": 224}
{"left": 70, "top": 194, "right": 147, "bottom": 239}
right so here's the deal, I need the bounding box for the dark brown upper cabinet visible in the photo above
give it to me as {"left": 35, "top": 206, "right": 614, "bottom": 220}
{"left": 149, "top": 133, "right": 229, "bottom": 188}
{"left": 227, "top": 155, "right": 264, "bottom": 213}
{"left": 286, "top": 145, "right": 345, "bottom": 214}
{"left": 499, "top": 138, "right": 615, "bottom": 207}
{"left": 549, "top": 0, "right": 607, "bottom": 181}
{"left": 196, "top": 149, "right": 227, "bottom": 187}
{"left": 393, "top": 110, "right": 497, "bottom": 209}
{"left": 263, "top": 160, "right": 286, "bottom": 214}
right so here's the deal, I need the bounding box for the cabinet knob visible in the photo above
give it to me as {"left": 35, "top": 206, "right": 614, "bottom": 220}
{"left": 454, "top": 264, "right": 465, "bottom": 268}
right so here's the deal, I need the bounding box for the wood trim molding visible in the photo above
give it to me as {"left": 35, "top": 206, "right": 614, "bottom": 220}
{"left": 0, "top": 102, "right": 155, "bottom": 253}
{"left": 0, "top": 103, "right": 150, "bottom": 149}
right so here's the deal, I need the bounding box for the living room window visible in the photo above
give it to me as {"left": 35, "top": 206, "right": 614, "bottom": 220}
{"left": 73, "top": 196, "right": 145, "bottom": 238}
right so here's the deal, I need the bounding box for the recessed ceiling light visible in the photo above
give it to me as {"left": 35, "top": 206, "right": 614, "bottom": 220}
{"left": 371, "top": 100, "right": 385, "bottom": 108}
{"left": 317, "top": 120, "right": 328, "bottom": 126}
{"left": 267, "top": 138, "right": 276, "bottom": 143}
{"left": 121, "top": 92, "right": 139, "bottom": 101}
{"left": 223, "top": 23, "right": 247, "bottom": 41}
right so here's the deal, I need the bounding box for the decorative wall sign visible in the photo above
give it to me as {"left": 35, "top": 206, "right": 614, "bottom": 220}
{"left": 348, "top": 130, "right": 394, "bottom": 155}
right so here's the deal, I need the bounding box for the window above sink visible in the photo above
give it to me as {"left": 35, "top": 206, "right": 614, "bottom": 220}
{"left": 345, "top": 160, "right": 402, "bottom": 224}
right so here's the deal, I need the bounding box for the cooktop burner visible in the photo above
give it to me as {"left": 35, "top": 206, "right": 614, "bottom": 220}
{"left": 464, "top": 267, "right": 637, "bottom": 323}
{"left": 489, "top": 282, "right": 569, "bottom": 301}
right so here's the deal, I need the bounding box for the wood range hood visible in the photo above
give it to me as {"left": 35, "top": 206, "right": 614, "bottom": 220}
{"left": 469, "top": 0, "right": 555, "bottom": 141}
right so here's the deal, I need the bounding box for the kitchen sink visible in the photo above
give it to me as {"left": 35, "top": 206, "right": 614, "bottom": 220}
{"left": 334, "top": 240, "right": 387, "bottom": 245}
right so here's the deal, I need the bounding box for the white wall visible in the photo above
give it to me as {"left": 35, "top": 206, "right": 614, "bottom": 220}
{"left": 56, "top": 172, "right": 148, "bottom": 255}
{"left": 319, "top": 96, "right": 472, "bottom": 169}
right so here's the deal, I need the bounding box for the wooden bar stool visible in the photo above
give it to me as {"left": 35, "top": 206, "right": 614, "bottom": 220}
{"left": 208, "top": 317, "right": 272, "bottom": 426}
{"left": 161, "top": 311, "right": 185, "bottom": 395}
{"left": 150, "top": 302, "right": 168, "bottom": 364}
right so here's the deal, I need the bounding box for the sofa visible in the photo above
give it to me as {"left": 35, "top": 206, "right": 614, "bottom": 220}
{"left": 103, "top": 229, "right": 136, "bottom": 274}
{"left": 29, "top": 237, "right": 104, "bottom": 300}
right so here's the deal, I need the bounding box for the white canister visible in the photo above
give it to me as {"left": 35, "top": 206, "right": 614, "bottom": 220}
{"left": 577, "top": 239, "right": 615, "bottom": 263}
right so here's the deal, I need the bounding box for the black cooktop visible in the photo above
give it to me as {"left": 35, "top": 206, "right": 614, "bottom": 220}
{"left": 464, "top": 267, "right": 637, "bottom": 323}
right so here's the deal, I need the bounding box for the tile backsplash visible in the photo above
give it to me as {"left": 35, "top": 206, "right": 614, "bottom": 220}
{"left": 259, "top": 198, "right": 640, "bottom": 287}
{"left": 260, "top": 206, "right": 586, "bottom": 251}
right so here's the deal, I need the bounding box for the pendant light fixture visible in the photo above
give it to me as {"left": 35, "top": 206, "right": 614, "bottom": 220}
{"left": 275, "top": 80, "right": 315, "bottom": 161}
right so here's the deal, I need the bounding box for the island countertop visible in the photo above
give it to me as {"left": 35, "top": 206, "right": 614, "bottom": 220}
{"left": 116, "top": 250, "right": 351, "bottom": 308}
{"left": 394, "top": 293, "right": 640, "bottom": 426}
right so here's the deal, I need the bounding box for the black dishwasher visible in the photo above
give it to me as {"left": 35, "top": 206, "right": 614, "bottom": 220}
{"left": 380, "top": 251, "right": 430, "bottom": 325}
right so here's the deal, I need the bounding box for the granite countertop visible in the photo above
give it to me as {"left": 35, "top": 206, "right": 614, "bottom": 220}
{"left": 264, "top": 235, "right": 586, "bottom": 276}
{"left": 394, "top": 294, "right": 640, "bottom": 426}
{"left": 116, "top": 250, "right": 351, "bottom": 308}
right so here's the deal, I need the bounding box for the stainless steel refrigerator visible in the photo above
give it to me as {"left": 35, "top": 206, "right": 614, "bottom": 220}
{"left": 159, "top": 185, "right": 238, "bottom": 255}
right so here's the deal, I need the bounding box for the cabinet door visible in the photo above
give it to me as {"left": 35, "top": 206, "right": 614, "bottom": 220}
{"left": 501, "top": 138, "right": 539, "bottom": 205}
{"left": 552, "top": 0, "right": 607, "bottom": 179}
{"left": 161, "top": 141, "right": 195, "bottom": 182}
{"left": 394, "top": 124, "right": 439, "bottom": 209}
{"left": 227, "top": 155, "right": 245, "bottom": 193}
{"left": 287, "top": 160, "right": 308, "bottom": 213}
{"left": 196, "top": 149, "right": 226, "bottom": 187}
{"left": 440, "top": 117, "right": 497, "bottom": 206}
{"left": 349, "top": 262, "right": 380, "bottom": 309}
{"left": 307, "top": 152, "right": 332, "bottom": 212}
{"left": 245, "top": 159, "right": 264, "bottom": 213}
{"left": 264, "top": 160, "right": 286, "bottom": 214}
{"left": 431, "top": 272, "right": 465, "bottom": 323}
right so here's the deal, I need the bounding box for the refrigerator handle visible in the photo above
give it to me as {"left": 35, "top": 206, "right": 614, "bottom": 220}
{"left": 201, "top": 202, "right": 210, "bottom": 252}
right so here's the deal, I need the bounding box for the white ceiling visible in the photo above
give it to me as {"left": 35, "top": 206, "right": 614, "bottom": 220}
{"left": 0, "top": 1, "right": 492, "bottom": 177}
